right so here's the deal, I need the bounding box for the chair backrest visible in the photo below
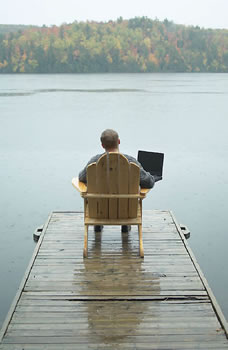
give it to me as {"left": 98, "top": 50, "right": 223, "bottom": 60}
{"left": 86, "top": 153, "right": 140, "bottom": 219}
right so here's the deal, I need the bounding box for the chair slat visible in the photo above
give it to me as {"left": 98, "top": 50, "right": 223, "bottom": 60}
{"left": 96, "top": 154, "right": 109, "bottom": 218}
{"left": 118, "top": 154, "right": 129, "bottom": 219}
{"left": 129, "top": 162, "right": 140, "bottom": 218}
{"left": 108, "top": 153, "right": 118, "bottom": 219}
{"left": 87, "top": 163, "right": 98, "bottom": 218}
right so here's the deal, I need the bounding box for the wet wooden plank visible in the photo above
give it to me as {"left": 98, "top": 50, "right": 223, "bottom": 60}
{"left": 3, "top": 344, "right": 228, "bottom": 350}
{"left": 2, "top": 334, "right": 228, "bottom": 345}
{"left": 1, "top": 344, "right": 228, "bottom": 350}
{"left": 1, "top": 210, "right": 228, "bottom": 349}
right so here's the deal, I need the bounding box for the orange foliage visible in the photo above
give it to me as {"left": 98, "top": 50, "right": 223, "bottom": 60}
{"left": 148, "top": 53, "right": 158, "bottom": 65}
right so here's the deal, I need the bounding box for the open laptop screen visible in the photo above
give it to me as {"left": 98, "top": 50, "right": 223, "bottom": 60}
{"left": 137, "top": 150, "right": 164, "bottom": 179}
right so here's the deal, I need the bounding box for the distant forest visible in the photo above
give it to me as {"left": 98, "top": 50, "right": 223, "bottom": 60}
{"left": 0, "top": 17, "right": 228, "bottom": 73}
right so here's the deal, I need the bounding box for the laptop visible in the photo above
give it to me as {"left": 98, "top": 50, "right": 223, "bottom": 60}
{"left": 137, "top": 150, "right": 164, "bottom": 182}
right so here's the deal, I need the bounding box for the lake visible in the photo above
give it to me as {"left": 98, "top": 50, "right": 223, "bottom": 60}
{"left": 0, "top": 73, "right": 228, "bottom": 327}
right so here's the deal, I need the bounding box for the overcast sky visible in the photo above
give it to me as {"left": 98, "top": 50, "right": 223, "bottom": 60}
{"left": 1, "top": 0, "right": 228, "bottom": 29}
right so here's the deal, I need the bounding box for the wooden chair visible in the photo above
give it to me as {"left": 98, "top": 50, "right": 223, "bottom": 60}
{"left": 72, "top": 153, "right": 150, "bottom": 258}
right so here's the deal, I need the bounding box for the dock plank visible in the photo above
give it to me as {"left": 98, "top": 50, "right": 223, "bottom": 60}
{"left": 0, "top": 210, "right": 228, "bottom": 349}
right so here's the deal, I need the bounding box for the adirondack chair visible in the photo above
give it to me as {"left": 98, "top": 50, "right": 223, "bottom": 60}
{"left": 72, "top": 153, "right": 150, "bottom": 258}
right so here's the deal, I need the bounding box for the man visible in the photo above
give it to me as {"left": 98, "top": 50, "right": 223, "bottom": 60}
{"left": 79, "top": 129, "right": 155, "bottom": 232}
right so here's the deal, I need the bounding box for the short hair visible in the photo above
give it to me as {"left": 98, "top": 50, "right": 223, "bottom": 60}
{"left": 100, "top": 129, "right": 119, "bottom": 149}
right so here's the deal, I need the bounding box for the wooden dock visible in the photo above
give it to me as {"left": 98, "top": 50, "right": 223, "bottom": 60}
{"left": 1, "top": 210, "right": 228, "bottom": 349}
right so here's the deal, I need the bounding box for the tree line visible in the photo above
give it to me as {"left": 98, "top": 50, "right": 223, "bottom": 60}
{"left": 0, "top": 17, "right": 228, "bottom": 73}
{"left": 0, "top": 24, "right": 35, "bottom": 35}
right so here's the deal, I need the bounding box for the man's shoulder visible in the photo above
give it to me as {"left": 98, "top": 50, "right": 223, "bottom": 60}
{"left": 123, "top": 153, "right": 140, "bottom": 165}
{"left": 87, "top": 153, "right": 104, "bottom": 164}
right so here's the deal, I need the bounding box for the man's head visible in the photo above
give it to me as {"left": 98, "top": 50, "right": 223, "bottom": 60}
{"left": 100, "top": 129, "right": 120, "bottom": 151}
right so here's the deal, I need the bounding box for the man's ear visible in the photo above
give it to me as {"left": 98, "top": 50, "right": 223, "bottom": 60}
{"left": 118, "top": 139, "right": 120, "bottom": 145}
{"left": 101, "top": 143, "right": 105, "bottom": 149}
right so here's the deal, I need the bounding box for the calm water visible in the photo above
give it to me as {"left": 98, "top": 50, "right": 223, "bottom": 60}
{"left": 0, "top": 73, "right": 228, "bottom": 326}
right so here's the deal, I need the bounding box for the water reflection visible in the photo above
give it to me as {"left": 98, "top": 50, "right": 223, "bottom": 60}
{"left": 0, "top": 92, "right": 34, "bottom": 96}
{"left": 0, "top": 88, "right": 146, "bottom": 97}
{"left": 36, "top": 88, "right": 146, "bottom": 93}
{"left": 79, "top": 228, "right": 161, "bottom": 343}
{"left": 1, "top": 89, "right": 226, "bottom": 98}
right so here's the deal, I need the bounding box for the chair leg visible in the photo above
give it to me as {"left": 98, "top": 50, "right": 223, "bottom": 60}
{"left": 83, "top": 225, "right": 88, "bottom": 258}
{"left": 138, "top": 224, "right": 144, "bottom": 258}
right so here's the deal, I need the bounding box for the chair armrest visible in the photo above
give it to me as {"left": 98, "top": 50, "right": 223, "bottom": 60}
{"left": 72, "top": 177, "right": 87, "bottom": 194}
{"left": 140, "top": 188, "right": 151, "bottom": 198}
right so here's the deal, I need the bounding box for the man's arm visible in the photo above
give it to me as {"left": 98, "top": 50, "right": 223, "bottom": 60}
{"left": 78, "top": 166, "right": 87, "bottom": 183}
{"left": 78, "top": 154, "right": 102, "bottom": 183}
{"left": 124, "top": 154, "right": 155, "bottom": 189}
{"left": 139, "top": 167, "right": 155, "bottom": 189}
